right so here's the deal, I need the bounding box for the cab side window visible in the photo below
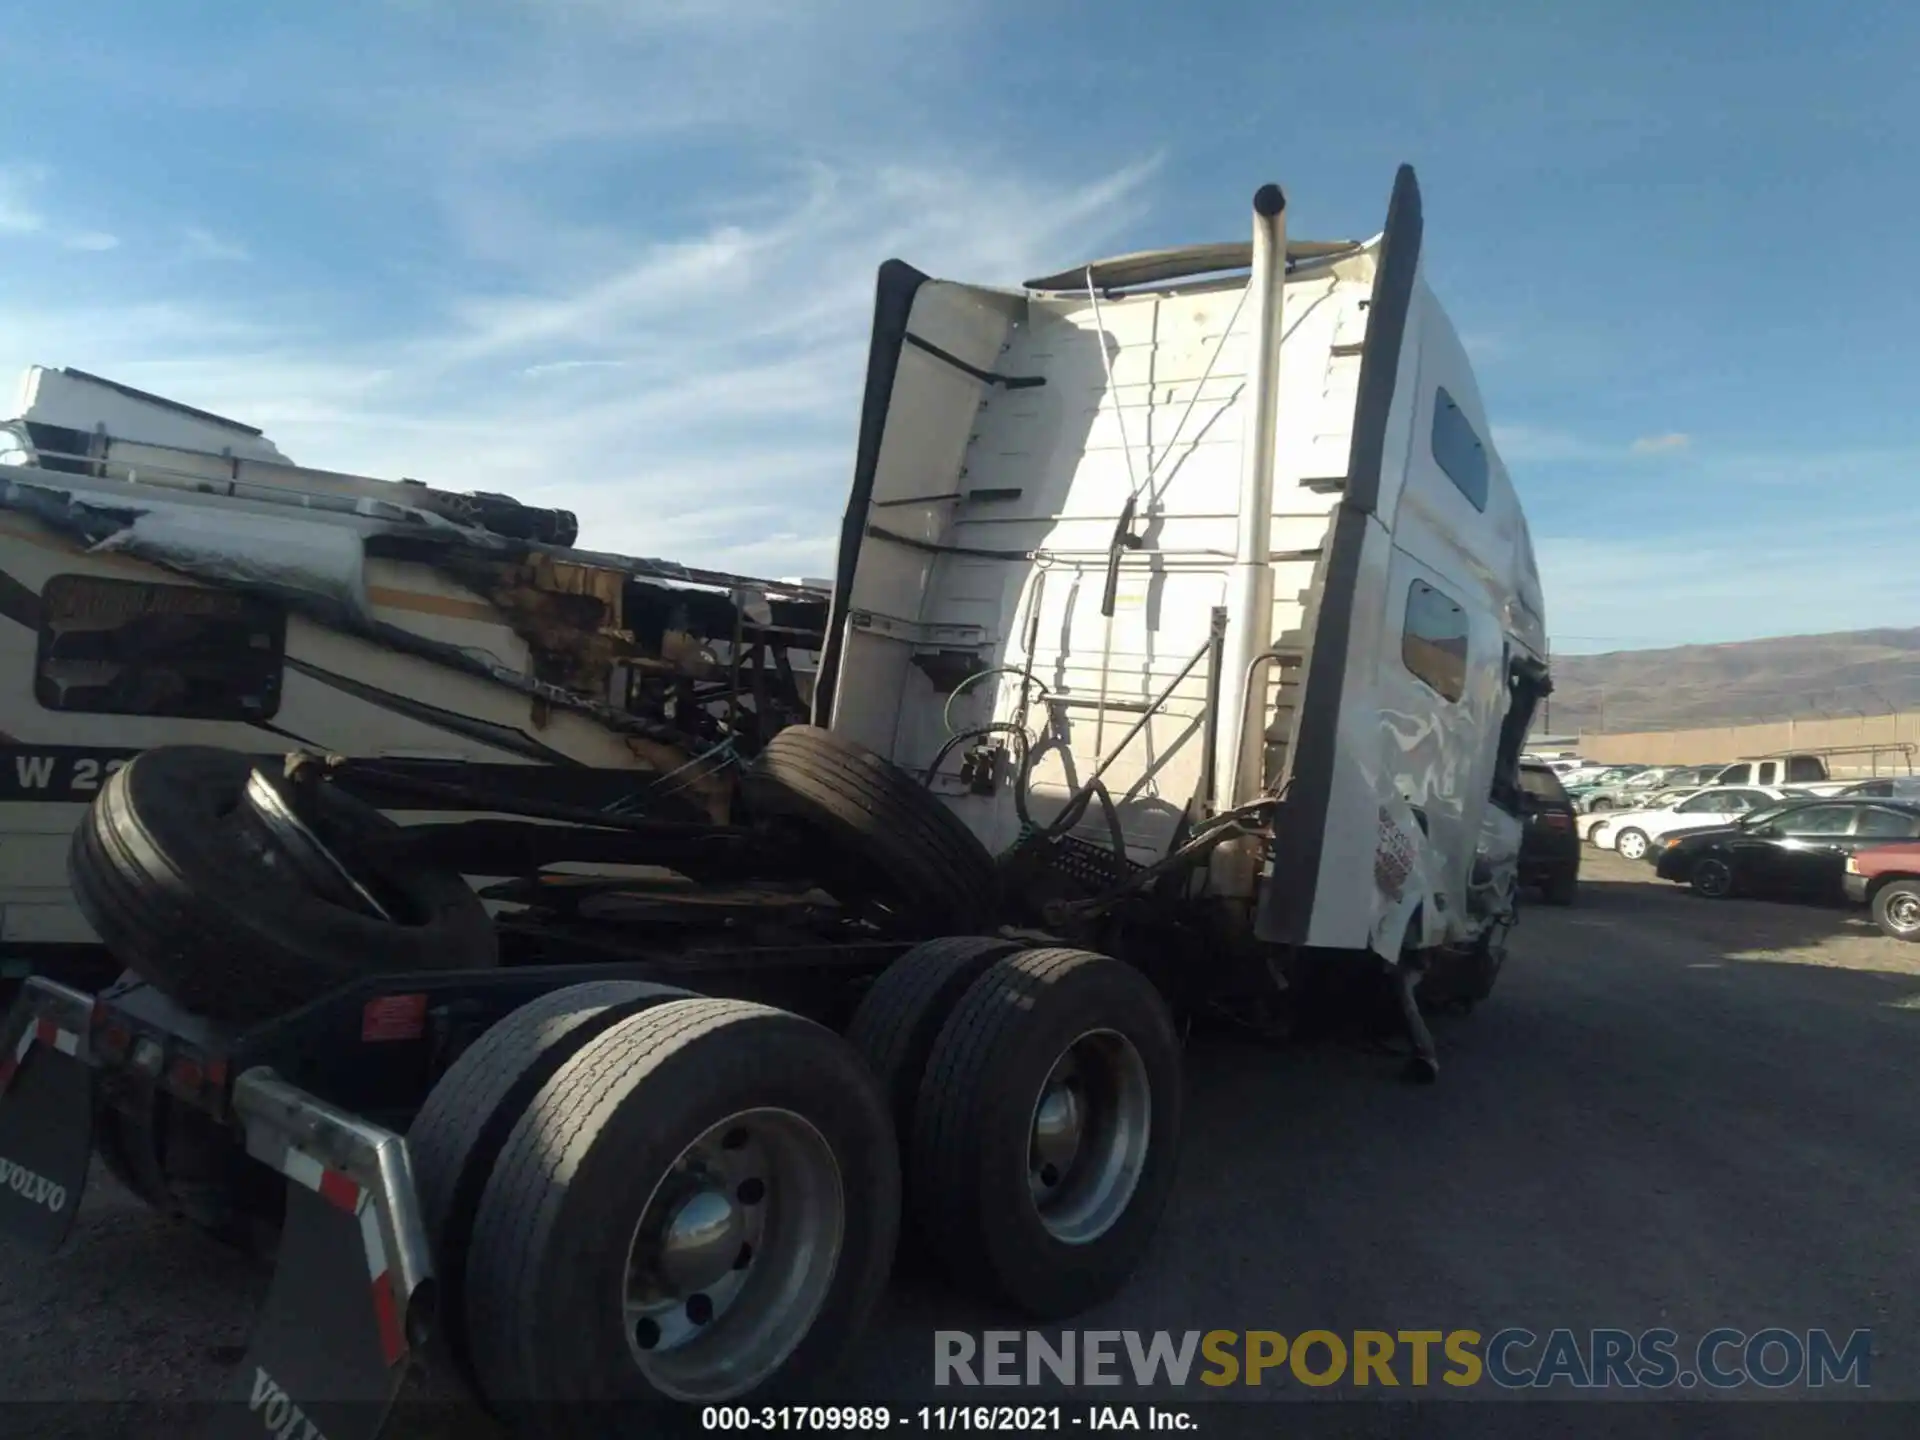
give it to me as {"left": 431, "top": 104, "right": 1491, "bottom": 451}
{"left": 1402, "top": 580, "right": 1469, "bottom": 703}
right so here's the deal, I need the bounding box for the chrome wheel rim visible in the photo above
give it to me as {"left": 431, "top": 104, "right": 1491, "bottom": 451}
{"left": 622, "top": 1108, "right": 844, "bottom": 1401}
{"left": 1695, "top": 860, "right": 1732, "bottom": 897}
{"left": 1618, "top": 831, "right": 1646, "bottom": 859}
{"left": 1026, "top": 1029, "right": 1151, "bottom": 1245}
{"left": 1886, "top": 891, "right": 1920, "bottom": 934}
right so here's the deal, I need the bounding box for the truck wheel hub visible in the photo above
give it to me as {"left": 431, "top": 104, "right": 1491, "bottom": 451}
{"left": 1025, "top": 1031, "right": 1152, "bottom": 1245}
{"left": 658, "top": 1188, "right": 746, "bottom": 1296}
{"left": 622, "top": 1108, "right": 844, "bottom": 1396}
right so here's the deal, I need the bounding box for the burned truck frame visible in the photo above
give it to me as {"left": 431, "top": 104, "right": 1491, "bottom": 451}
{"left": 0, "top": 165, "right": 1550, "bottom": 1438}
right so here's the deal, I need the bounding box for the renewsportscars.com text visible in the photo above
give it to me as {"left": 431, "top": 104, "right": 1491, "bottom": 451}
{"left": 934, "top": 1328, "right": 1871, "bottom": 1391}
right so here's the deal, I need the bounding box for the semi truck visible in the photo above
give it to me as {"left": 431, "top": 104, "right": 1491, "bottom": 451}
{"left": 0, "top": 164, "right": 1550, "bottom": 1438}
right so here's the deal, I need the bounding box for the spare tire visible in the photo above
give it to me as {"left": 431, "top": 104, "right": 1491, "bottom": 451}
{"left": 742, "top": 726, "right": 998, "bottom": 936}
{"left": 69, "top": 746, "right": 497, "bottom": 1026}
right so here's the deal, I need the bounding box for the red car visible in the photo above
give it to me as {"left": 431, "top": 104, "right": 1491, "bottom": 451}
{"left": 1844, "top": 841, "right": 1920, "bottom": 942}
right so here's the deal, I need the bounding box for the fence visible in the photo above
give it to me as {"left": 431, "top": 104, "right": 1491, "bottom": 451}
{"left": 1574, "top": 713, "right": 1920, "bottom": 775}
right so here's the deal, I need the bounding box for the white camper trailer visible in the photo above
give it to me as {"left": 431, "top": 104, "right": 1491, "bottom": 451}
{"left": 0, "top": 366, "right": 828, "bottom": 986}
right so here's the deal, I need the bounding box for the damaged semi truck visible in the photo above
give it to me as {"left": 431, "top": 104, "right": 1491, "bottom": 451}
{"left": 0, "top": 166, "right": 1550, "bottom": 1436}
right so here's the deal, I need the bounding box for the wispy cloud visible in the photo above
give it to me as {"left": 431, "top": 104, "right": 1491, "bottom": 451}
{"left": 0, "top": 2, "right": 1167, "bottom": 579}
{"left": 1493, "top": 424, "right": 1622, "bottom": 464}
{"left": 0, "top": 150, "right": 1157, "bottom": 576}
{"left": 181, "top": 226, "right": 250, "bottom": 263}
{"left": 0, "top": 162, "right": 121, "bottom": 253}
{"left": 1497, "top": 423, "right": 1699, "bottom": 464}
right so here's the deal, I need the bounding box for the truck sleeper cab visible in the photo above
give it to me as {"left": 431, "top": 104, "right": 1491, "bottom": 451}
{"left": 816, "top": 165, "right": 1548, "bottom": 989}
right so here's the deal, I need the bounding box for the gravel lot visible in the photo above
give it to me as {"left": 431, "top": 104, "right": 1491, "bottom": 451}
{"left": 5, "top": 847, "right": 1918, "bottom": 1433}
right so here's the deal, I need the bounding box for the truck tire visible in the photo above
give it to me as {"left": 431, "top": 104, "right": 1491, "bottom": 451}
{"left": 408, "top": 979, "right": 693, "bottom": 1386}
{"left": 909, "top": 948, "right": 1183, "bottom": 1319}
{"left": 69, "top": 747, "right": 497, "bottom": 1026}
{"left": 742, "top": 726, "right": 998, "bottom": 936}
{"left": 1872, "top": 879, "right": 1920, "bottom": 942}
{"left": 845, "top": 935, "right": 1027, "bottom": 1139}
{"left": 464, "top": 998, "right": 899, "bottom": 1416}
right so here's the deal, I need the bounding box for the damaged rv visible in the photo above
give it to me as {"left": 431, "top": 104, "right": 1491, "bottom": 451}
{"left": 0, "top": 365, "right": 828, "bottom": 986}
{"left": 0, "top": 166, "right": 1551, "bottom": 1434}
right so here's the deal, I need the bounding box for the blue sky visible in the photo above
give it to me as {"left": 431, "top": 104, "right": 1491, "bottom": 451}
{"left": 0, "top": 1, "right": 1914, "bottom": 657}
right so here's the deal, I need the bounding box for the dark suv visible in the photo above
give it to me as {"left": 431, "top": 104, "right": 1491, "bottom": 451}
{"left": 1518, "top": 760, "right": 1580, "bottom": 904}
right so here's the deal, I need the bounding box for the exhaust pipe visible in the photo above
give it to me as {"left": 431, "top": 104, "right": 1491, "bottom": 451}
{"left": 1211, "top": 184, "right": 1287, "bottom": 898}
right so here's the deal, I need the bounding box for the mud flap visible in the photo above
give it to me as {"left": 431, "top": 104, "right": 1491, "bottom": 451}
{"left": 0, "top": 978, "right": 97, "bottom": 1254}
{"left": 205, "top": 1068, "right": 436, "bottom": 1440}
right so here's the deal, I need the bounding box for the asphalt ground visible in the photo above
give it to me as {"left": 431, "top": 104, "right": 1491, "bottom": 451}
{"left": 4, "top": 846, "right": 1917, "bottom": 1438}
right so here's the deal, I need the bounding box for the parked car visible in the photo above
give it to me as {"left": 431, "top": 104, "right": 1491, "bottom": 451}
{"left": 1577, "top": 766, "right": 1695, "bottom": 813}
{"left": 1708, "top": 753, "right": 1829, "bottom": 787}
{"left": 1588, "top": 785, "right": 1799, "bottom": 860}
{"left": 1517, "top": 761, "right": 1579, "bottom": 904}
{"left": 1653, "top": 798, "right": 1920, "bottom": 901}
{"left": 1523, "top": 754, "right": 1585, "bottom": 775}
{"left": 1658, "top": 764, "right": 1725, "bottom": 789}
{"left": 1643, "top": 793, "right": 1840, "bottom": 880}
{"left": 1576, "top": 786, "right": 1697, "bottom": 842}
{"left": 1844, "top": 840, "right": 1920, "bottom": 941}
{"left": 1564, "top": 764, "right": 1646, "bottom": 792}
{"left": 1837, "top": 776, "right": 1920, "bottom": 800}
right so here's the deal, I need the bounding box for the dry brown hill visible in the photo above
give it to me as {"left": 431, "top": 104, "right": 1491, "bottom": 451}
{"left": 1540, "top": 628, "right": 1920, "bottom": 734}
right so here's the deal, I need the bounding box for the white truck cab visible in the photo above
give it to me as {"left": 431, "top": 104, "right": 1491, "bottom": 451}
{"left": 815, "top": 166, "right": 1548, "bottom": 996}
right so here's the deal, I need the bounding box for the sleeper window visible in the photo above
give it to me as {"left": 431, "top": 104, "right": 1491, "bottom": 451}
{"left": 1431, "top": 388, "right": 1490, "bottom": 511}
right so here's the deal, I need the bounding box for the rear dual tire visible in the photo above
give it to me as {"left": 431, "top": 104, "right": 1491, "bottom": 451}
{"left": 849, "top": 943, "right": 1184, "bottom": 1319}
{"left": 415, "top": 993, "right": 899, "bottom": 1425}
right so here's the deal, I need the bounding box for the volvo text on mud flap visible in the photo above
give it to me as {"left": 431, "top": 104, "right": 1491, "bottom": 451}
{"left": 0, "top": 977, "right": 96, "bottom": 1252}
{"left": 201, "top": 1068, "right": 435, "bottom": 1440}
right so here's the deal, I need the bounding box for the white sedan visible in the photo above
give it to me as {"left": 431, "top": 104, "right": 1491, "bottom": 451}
{"left": 1586, "top": 786, "right": 1800, "bottom": 860}
{"left": 1577, "top": 787, "right": 1696, "bottom": 842}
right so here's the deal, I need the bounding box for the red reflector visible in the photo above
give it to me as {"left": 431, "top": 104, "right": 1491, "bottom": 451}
{"left": 99, "top": 1025, "right": 132, "bottom": 1059}
{"left": 362, "top": 993, "right": 429, "bottom": 1043}
{"left": 1544, "top": 814, "right": 1571, "bottom": 830}
{"left": 169, "top": 1056, "right": 204, "bottom": 1094}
